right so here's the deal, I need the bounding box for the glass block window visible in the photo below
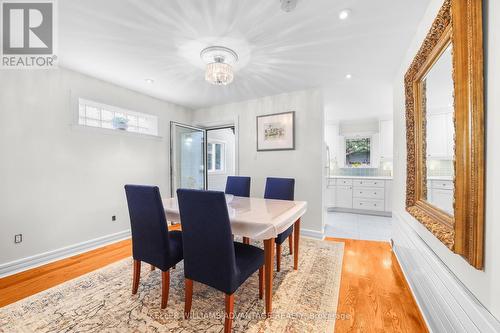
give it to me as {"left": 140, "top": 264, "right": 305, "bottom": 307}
{"left": 78, "top": 98, "right": 158, "bottom": 136}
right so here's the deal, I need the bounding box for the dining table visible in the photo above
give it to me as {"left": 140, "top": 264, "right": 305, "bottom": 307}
{"left": 163, "top": 194, "right": 307, "bottom": 316}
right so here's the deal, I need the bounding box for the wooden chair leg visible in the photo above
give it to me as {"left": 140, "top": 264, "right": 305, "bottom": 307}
{"left": 258, "top": 266, "right": 263, "bottom": 300}
{"left": 224, "top": 293, "right": 234, "bottom": 333}
{"left": 161, "top": 270, "right": 170, "bottom": 309}
{"left": 294, "top": 218, "right": 301, "bottom": 270}
{"left": 276, "top": 242, "right": 282, "bottom": 272}
{"left": 289, "top": 234, "right": 293, "bottom": 255}
{"left": 243, "top": 237, "right": 250, "bottom": 244}
{"left": 184, "top": 278, "right": 193, "bottom": 319}
{"left": 151, "top": 264, "right": 155, "bottom": 271}
{"left": 132, "top": 260, "right": 141, "bottom": 294}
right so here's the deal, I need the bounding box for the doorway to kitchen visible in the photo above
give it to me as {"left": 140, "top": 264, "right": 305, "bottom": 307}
{"left": 170, "top": 122, "right": 236, "bottom": 196}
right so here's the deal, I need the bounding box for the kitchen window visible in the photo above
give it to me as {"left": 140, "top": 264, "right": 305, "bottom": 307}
{"left": 78, "top": 98, "right": 159, "bottom": 136}
{"left": 207, "top": 142, "right": 225, "bottom": 173}
{"left": 345, "top": 137, "right": 371, "bottom": 167}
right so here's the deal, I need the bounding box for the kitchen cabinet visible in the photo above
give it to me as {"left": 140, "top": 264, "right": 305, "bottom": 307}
{"left": 379, "top": 119, "right": 393, "bottom": 160}
{"left": 326, "top": 177, "right": 392, "bottom": 215}
{"left": 385, "top": 180, "right": 393, "bottom": 212}
{"left": 431, "top": 189, "right": 454, "bottom": 214}
{"left": 427, "top": 112, "right": 454, "bottom": 159}
{"left": 336, "top": 185, "right": 353, "bottom": 209}
{"left": 326, "top": 186, "right": 337, "bottom": 207}
{"left": 427, "top": 179, "right": 453, "bottom": 214}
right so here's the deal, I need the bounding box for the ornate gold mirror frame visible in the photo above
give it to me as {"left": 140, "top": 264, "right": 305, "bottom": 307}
{"left": 404, "top": 0, "right": 484, "bottom": 269}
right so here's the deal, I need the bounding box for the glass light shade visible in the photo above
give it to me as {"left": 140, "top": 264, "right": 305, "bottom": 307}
{"left": 205, "top": 62, "right": 234, "bottom": 85}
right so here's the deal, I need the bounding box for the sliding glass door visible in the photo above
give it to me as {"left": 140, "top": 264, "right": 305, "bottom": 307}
{"left": 170, "top": 122, "right": 206, "bottom": 197}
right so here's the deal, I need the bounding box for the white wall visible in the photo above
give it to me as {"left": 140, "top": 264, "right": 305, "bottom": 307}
{"left": 392, "top": 0, "right": 500, "bottom": 322}
{"left": 324, "top": 81, "right": 393, "bottom": 123}
{"left": 0, "top": 68, "right": 191, "bottom": 266}
{"left": 192, "top": 89, "right": 325, "bottom": 235}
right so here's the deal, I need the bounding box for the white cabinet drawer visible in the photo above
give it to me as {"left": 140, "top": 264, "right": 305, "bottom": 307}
{"left": 431, "top": 180, "right": 453, "bottom": 190}
{"left": 337, "top": 178, "right": 353, "bottom": 186}
{"left": 353, "top": 198, "right": 385, "bottom": 211}
{"left": 353, "top": 187, "right": 385, "bottom": 200}
{"left": 352, "top": 179, "right": 384, "bottom": 188}
{"left": 327, "top": 178, "right": 337, "bottom": 186}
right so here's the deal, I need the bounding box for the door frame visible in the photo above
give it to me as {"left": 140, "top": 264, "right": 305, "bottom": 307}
{"left": 169, "top": 121, "right": 207, "bottom": 197}
{"left": 170, "top": 118, "right": 239, "bottom": 196}
{"left": 205, "top": 125, "right": 237, "bottom": 190}
{"left": 193, "top": 115, "right": 240, "bottom": 179}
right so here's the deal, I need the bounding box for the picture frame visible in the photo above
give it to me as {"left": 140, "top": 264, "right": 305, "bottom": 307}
{"left": 256, "top": 111, "right": 295, "bottom": 151}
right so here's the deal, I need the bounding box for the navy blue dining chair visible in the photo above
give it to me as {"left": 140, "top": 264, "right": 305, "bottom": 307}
{"left": 177, "top": 189, "right": 264, "bottom": 332}
{"left": 124, "top": 185, "right": 183, "bottom": 309}
{"left": 225, "top": 176, "right": 251, "bottom": 197}
{"left": 264, "top": 177, "right": 295, "bottom": 272}
{"left": 225, "top": 176, "right": 252, "bottom": 245}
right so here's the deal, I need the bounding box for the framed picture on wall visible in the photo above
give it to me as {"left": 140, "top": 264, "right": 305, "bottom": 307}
{"left": 256, "top": 111, "right": 295, "bottom": 151}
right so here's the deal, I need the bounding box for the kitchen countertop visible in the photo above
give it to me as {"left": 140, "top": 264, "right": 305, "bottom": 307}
{"left": 427, "top": 176, "right": 453, "bottom": 181}
{"left": 327, "top": 175, "right": 393, "bottom": 180}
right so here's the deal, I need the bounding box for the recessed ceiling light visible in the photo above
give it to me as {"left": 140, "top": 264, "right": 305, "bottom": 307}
{"left": 145, "top": 78, "right": 154, "bottom": 84}
{"left": 345, "top": 74, "right": 352, "bottom": 79}
{"left": 339, "top": 9, "right": 351, "bottom": 20}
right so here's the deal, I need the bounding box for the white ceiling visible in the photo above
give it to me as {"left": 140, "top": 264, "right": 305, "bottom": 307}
{"left": 59, "top": 0, "right": 430, "bottom": 110}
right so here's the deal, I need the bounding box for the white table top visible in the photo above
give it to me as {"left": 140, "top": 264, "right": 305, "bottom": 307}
{"left": 163, "top": 196, "right": 307, "bottom": 241}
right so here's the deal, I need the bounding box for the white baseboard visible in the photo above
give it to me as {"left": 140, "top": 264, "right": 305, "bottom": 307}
{"left": 301, "top": 228, "right": 325, "bottom": 240}
{"left": 0, "top": 229, "right": 131, "bottom": 278}
{"left": 392, "top": 212, "right": 500, "bottom": 333}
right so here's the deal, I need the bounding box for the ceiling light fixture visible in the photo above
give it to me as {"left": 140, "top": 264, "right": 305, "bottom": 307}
{"left": 200, "top": 46, "right": 238, "bottom": 86}
{"left": 339, "top": 9, "right": 351, "bottom": 20}
{"left": 280, "top": 0, "right": 299, "bottom": 12}
{"left": 345, "top": 74, "right": 352, "bottom": 79}
{"left": 145, "top": 78, "right": 154, "bottom": 84}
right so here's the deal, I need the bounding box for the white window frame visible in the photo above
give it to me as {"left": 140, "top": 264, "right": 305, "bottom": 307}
{"left": 207, "top": 140, "right": 226, "bottom": 174}
{"left": 77, "top": 98, "right": 159, "bottom": 137}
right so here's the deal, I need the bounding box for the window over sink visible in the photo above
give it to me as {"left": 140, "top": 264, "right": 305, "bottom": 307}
{"left": 345, "top": 137, "right": 371, "bottom": 167}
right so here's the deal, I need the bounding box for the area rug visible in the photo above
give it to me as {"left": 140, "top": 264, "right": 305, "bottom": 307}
{"left": 0, "top": 238, "right": 344, "bottom": 333}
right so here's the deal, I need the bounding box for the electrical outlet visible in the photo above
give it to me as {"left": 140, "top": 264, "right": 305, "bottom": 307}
{"left": 14, "top": 234, "right": 22, "bottom": 244}
{"left": 112, "top": 215, "right": 116, "bottom": 222}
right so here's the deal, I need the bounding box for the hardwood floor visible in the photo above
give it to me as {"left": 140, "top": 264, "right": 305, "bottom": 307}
{"left": 0, "top": 233, "right": 427, "bottom": 333}
{"left": 0, "top": 239, "right": 132, "bottom": 307}
{"left": 328, "top": 237, "right": 428, "bottom": 333}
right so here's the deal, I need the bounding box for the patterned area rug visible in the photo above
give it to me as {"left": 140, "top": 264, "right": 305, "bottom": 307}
{"left": 0, "top": 238, "right": 343, "bottom": 333}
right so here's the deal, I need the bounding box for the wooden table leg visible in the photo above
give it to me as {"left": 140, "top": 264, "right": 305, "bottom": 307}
{"left": 293, "top": 218, "right": 301, "bottom": 270}
{"left": 263, "top": 238, "right": 274, "bottom": 317}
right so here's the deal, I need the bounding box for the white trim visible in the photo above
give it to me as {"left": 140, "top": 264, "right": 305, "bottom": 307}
{"left": 392, "top": 212, "right": 500, "bottom": 332}
{"left": 301, "top": 228, "right": 325, "bottom": 240}
{"left": 71, "top": 124, "right": 163, "bottom": 140}
{"left": 0, "top": 230, "right": 131, "bottom": 278}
